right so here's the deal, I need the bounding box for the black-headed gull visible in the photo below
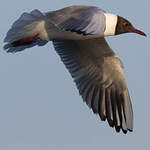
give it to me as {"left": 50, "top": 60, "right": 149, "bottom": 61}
{"left": 3, "top": 5, "right": 146, "bottom": 134}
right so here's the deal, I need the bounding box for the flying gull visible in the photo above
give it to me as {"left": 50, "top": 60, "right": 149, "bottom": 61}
{"left": 3, "top": 5, "right": 146, "bottom": 133}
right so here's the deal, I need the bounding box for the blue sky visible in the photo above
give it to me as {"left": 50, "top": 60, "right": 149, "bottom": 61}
{"left": 0, "top": 0, "right": 149, "bottom": 149}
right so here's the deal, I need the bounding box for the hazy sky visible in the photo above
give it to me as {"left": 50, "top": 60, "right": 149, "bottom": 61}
{"left": 0, "top": 0, "right": 149, "bottom": 150}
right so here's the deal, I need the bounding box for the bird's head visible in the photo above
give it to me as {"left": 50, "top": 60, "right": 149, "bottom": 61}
{"left": 115, "top": 16, "right": 146, "bottom": 36}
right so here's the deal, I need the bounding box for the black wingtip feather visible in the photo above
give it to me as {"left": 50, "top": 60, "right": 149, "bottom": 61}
{"left": 128, "top": 129, "right": 133, "bottom": 132}
{"left": 107, "top": 119, "right": 114, "bottom": 127}
{"left": 99, "top": 114, "right": 106, "bottom": 121}
{"left": 122, "top": 129, "right": 127, "bottom": 134}
{"left": 115, "top": 126, "right": 121, "bottom": 133}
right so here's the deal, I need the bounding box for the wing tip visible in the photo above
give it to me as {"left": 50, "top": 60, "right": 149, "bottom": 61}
{"left": 99, "top": 112, "right": 133, "bottom": 134}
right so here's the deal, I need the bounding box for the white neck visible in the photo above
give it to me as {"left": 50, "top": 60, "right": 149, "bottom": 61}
{"left": 104, "top": 13, "right": 118, "bottom": 36}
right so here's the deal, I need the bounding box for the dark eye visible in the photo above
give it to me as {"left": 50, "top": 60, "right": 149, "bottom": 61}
{"left": 124, "top": 22, "right": 129, "bottom": 27}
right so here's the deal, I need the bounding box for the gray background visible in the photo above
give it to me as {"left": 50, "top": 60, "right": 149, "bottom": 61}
{"left": 0, "top": 0, "right": 149, "bottom": 149}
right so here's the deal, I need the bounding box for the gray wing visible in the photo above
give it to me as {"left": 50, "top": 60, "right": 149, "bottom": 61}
{"left": 46, "top": 5, "right": 106, "bottom": 35}
{"left": 53, "top": 38, "right": 133, "bottom": 133}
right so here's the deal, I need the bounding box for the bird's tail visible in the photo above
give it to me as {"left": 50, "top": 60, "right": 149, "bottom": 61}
{"left": 3, "top": 9, "right": 48, "bottom": 53}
